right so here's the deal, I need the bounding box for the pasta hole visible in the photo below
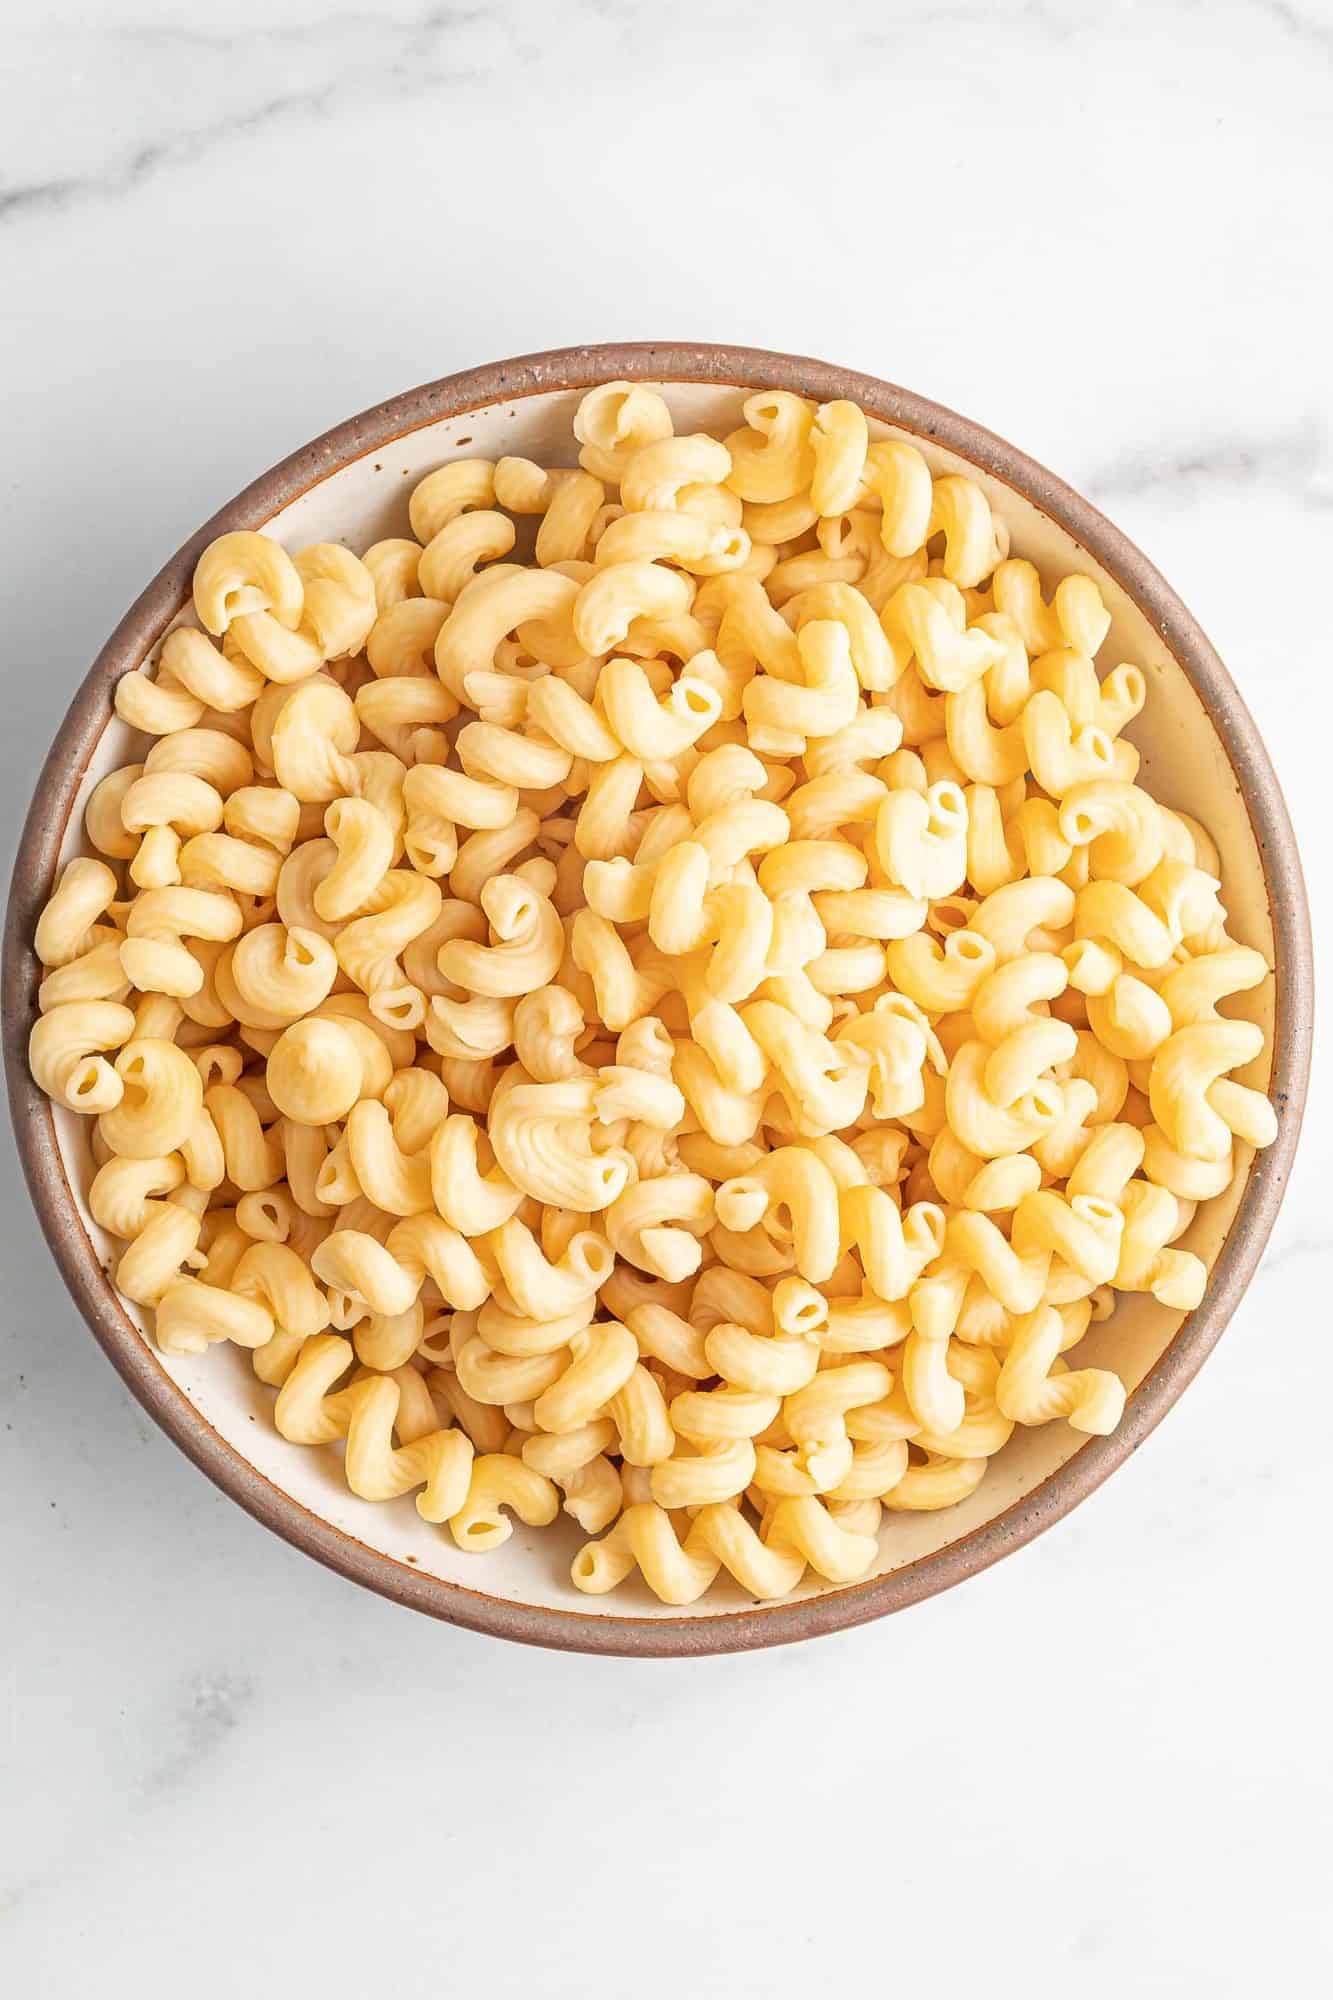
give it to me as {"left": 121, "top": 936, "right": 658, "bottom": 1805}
{"left": 930, "top": 898, "right": 974, "bottom": 936}
{"left": 1030, "top": 1082, "right": 1063, "bottom": 1121}
{"left": 378, "top": 995, "right": 423, "bottom": 1030}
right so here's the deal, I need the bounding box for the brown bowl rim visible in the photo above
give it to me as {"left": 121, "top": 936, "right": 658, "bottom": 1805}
{"left": 3, "top": 341, "right": 1314, "bottom": 1657}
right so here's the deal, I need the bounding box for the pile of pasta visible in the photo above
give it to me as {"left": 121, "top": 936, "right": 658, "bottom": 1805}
{"left": 29, "top": 382, "right": 1278, "bottom": 1605}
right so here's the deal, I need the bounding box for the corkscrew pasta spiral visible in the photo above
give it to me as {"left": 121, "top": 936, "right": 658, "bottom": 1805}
{"left": 28, "top": 382, "right": 1278, "bottom": 1607}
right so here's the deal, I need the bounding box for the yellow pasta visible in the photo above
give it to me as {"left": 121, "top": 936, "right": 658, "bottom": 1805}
{"left": 29, "top": 385, "right": 1278, "bottom": 1606}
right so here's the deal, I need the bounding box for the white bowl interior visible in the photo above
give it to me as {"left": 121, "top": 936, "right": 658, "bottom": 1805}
{"left": 49, "top": 381, "right": 1276, "bottom": 1622}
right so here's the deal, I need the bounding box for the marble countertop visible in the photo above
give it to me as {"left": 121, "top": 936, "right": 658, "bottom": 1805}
{"left": 2, "top": 2, "right": 1329, "bottom": 1992}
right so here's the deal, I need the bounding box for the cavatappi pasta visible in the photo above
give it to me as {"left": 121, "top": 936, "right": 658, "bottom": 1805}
{"left": 30, "top": 385, "right": 1279, "bottom": 1606}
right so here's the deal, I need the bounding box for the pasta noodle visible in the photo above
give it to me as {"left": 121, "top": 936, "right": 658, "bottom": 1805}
{"left": 28, "top": 385, "right": 1278, "bottom": 1607}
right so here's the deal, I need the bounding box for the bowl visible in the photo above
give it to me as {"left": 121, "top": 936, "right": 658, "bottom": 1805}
{"left": 3, "top": 343, "right": 1313, "bottom": 1656}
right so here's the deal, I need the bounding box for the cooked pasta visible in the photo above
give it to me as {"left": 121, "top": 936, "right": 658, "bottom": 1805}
{"left": 28, "top": 384, "right": 1278, "bottom": 1606}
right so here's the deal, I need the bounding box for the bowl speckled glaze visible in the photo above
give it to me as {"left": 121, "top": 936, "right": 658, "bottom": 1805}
{"left": 3, "top": 344, "right": 1313, "bottom": 1655}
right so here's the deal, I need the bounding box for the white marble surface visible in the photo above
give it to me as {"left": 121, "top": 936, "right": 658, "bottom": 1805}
{"left": 2, "top": 2, "right": 1330, "bottom": 1991}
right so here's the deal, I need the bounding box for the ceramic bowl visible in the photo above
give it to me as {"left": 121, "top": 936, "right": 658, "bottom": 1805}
{"left": 3, "top": 344, "right": 1313, "bottom": 1655}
